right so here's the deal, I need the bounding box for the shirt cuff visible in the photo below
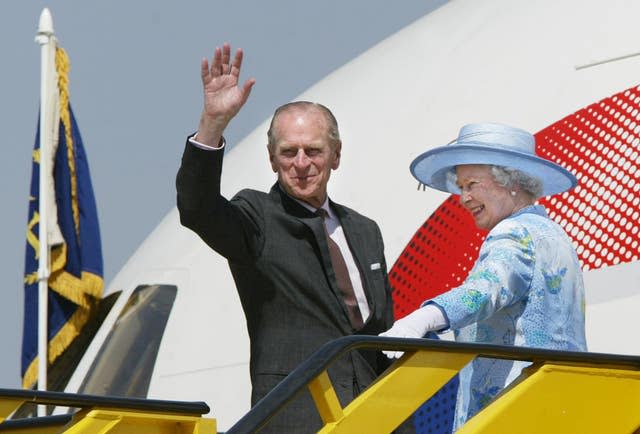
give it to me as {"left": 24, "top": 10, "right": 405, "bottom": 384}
{"left": 188, "top": 134, "right": 226, "bottom": 151}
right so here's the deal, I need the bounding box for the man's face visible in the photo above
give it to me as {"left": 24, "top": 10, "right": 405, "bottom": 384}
{"left": 269, "top": 107, "right": 340, "bottom": 208}
{"left": 455, "top": 164, "right": 517, "bottom": 231}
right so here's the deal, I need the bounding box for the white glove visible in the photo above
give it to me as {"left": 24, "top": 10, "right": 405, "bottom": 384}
{"left": 378, "top": 304, "right": 447, "bottom": 359}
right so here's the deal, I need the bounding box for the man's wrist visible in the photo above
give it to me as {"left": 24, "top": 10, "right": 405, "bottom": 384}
{"left": 189, "top": 134, "right": 225, "bottom": 150}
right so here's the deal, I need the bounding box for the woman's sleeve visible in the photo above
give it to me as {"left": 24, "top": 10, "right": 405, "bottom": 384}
{"left": 427, "top": 222, "right": 536, "bottom": 330}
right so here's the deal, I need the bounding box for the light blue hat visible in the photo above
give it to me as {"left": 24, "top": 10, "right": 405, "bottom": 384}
{"left": 410, "top": 122, "right": 578, "bottom": 197}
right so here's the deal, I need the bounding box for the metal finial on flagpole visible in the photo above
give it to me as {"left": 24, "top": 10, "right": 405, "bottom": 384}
{"left": 36, "top": 8, "right": 54, "bottom": 43}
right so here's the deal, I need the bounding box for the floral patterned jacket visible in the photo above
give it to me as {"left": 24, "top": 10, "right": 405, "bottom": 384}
{"left": 428, "top": 205, "right": 587, "bottom": 428}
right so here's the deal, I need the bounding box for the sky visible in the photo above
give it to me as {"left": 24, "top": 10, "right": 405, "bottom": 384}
{"left": 0, "top": 1, "right": 446, "bottom": 389}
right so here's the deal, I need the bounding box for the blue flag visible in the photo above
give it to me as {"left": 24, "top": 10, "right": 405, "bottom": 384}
{"left": 22, "top": 47, "right": 103, "bottom": 389}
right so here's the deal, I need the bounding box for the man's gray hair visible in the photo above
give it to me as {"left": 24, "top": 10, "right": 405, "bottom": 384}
{"left": 267, "top": 101, "right": 340, "bottom": 151}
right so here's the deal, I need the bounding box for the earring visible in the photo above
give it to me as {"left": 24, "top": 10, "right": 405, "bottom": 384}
{"left": 510, "top": 191, "right": 517, "bottom": 197}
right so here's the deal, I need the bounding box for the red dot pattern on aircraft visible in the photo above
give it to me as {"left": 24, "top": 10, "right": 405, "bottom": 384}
{"left": 390, "top": 85, "right": 640, "bottom": 319}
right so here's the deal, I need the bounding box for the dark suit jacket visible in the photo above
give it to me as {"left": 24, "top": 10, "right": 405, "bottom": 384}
{"left": 176, "top": 140, "right": 395, "bottom": 432}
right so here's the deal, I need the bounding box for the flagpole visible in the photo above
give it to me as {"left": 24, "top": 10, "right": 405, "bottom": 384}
{"left": 35, "top": 7, "right": 56, "bottom": 411}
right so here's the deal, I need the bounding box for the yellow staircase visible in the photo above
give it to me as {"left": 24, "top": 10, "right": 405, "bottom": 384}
{"left": 2, "top": 337, "right": 640, "bottom": 433}
{"left": 228, "top": 336, "right": 640, "bottom": 433}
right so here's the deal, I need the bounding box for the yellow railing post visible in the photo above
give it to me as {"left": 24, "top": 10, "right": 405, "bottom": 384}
{"left": 318, "top": 350, "right": 474, "bottom": 433}
{"left": 308, "top": 370, "right": 344, "bottom": 424}
{"left": 0, "top": 398, "right": 26, "bottom": 424}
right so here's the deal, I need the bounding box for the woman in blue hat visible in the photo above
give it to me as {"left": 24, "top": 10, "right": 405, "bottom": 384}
{"left": 381, "top": 122, "right": 587, "bottom": 429}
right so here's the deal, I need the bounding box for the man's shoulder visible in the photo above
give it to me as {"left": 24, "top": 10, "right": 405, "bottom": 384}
{"left": 332, "top": 201, "right": 378, "bottom": 226}
{"left": 230, "top": 188, "right": 273, "bottom": 209}
{"left": 233, "top": 182, "right": 281, "bottom": 201}
{"left": 234, "top": 188, "right": 268, "bottom": 199}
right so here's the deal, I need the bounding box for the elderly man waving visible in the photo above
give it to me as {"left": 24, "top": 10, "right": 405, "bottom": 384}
{"left": 177, "top": 43, "right": 399, "bottom": 433}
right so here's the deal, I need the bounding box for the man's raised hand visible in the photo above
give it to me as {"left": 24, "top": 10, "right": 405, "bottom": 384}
{"left": 196, "top": 43, "right": 256, "bottom": 146}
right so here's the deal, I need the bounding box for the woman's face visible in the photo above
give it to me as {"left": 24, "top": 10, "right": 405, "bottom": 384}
{"left": 455, "top": 164, "right": 519, "bottom": 231}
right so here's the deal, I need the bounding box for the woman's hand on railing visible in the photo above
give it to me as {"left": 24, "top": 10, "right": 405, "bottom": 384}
{"left": 378, "top": 304, "right": 448, "bottom": 358}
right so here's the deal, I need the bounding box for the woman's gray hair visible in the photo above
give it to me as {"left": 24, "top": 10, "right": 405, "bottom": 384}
{"left": 490, "top": 166, "right": 543, "bottom": 198}
{"left": 447, "top": 165, "right": 543, "bottom": 198}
